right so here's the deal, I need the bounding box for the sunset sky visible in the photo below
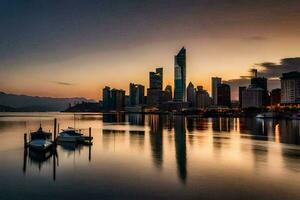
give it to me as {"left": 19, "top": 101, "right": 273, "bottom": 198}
{"left": 0, "top": 0, "right": 300, "bottom": 100}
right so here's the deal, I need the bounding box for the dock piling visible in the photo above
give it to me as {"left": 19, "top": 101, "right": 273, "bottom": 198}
{"left": 24, "top": 133, "right": 27, "bottom": 148}
{"left": 89, "top": 127, "right": 91, "bottom": 141}
{"left": 53, "top": 118, "right": 57, "bottom": 142}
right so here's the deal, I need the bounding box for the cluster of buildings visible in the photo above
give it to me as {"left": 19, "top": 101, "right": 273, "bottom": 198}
{"left": 102, "top": 47, "right": 300, "bottom": 112}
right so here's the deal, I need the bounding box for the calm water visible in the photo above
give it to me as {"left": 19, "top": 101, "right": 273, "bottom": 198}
{"left": 0, "top": 112, "right": 300, "bottom": 200}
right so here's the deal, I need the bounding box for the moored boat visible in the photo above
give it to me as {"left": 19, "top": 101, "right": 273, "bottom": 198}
{"left": 57, "top": 127, "right": 92, "bottom": 143}
{"left": 29, "top": 126, "right": 53, "bottom": 151}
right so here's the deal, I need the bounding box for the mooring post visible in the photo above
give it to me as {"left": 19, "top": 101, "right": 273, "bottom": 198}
{"left": 53, "top": 118, "right": 57, "bottom": 142}
{"left": 24, "top": 133, "right": 27, "bottom": 148}
{"left": 89, "top": 127, "right": 91, "bottom": 141}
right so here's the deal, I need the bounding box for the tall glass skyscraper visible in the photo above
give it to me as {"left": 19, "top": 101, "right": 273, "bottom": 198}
{"left": 174, "top": 47, "right": 186, "bottom": 101}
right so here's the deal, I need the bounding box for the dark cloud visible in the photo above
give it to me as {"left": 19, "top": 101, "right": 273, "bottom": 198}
{"left": 54, "top": 81, "right": 74, "bottom": 86}
{"left": 256, "top": 57, "right": 300, "bottom": 78}
{"left": 226, "top": 57, "right": 299, "bottom": 99}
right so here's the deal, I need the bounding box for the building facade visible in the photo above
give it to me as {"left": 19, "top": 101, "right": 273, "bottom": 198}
{"left": 281, "top": 71, "right": 300, "bottom": 104}
{"left": 239, "top": 86, "right": 246, "bottom": 108}
{"left": 129, "top": 83, "right": 144, "bottom": 106}
{"left": 187, "top": 82, "right": 196, "bottom": 107}
{"left": 102, "top": 86, "right": 111, "bottom": 111}
{"left": 111, "top": 89, "right": 125, "bottom": 111}
{"left": 174, "top": 47, "right": 186, "bottom": 101}
{"left": 195, "top": 86, "right": 211, "bottom": 109}
{"left": 217, "top": 83, "right": 231, "bottom": 107}
{"left": 211, "top": 77, "right": 222, "bottom": 105}
{"left": 241, "top": 85, "right": 264, "bottom": 108}
{"left": 251, "top": 76, "right": 269, "bottom": 106}
{"left": 149, "top": 68, "right": 163, "bottom": 90}
{"left": 270, "top": 88, "right": 281, "bottom": 106}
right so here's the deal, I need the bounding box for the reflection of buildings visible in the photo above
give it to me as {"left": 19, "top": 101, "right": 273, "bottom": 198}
{"left": 187, "top": 117, "right": 209, "bottom": 132}
{"left": 212, "top": 118, "right": 232, "bottom": 132}
{"left": 174, "top": 116, "right": 187, "bottom": 183}
{"left": 103, "top": 113, "right": 125, "bottom": 123}
{"left": 129, "top": 130, "right": 145, "bottom": 151}
{"left": 149, "top": 115, "right": 163, "bottom": 169}
{"left": 128, "top": 114, "right": 145, "bottom": 126}
{"left": 238, "top": 118, "right": 265, "bottom": 138}
{"left": 279, "top": 120, "right": 300, "bottom": 145}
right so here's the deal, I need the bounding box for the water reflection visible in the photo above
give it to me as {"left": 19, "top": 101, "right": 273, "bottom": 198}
{"left": 1, "top": 113, "right": 300, "bottom": 199}
{"left": 23, "top": 148, "right": 58, "bottom": 181}
{"left": 149, "top": 115, "right": 163, "bottom": 169}
{"left": 174, "top": 116, "right": 187, "bottom": 183}
{"left": 23, "top": 142, "right": 92, "bottom": 181}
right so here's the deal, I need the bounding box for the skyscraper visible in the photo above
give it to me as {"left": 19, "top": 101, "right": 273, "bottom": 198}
{"left": 241, "top": 85, "right": 263, "bottom": 108}
{"left": 165, "top": 85, "right": 172, "bottom": 100}
{"left": 251, "top": 76, "right": 269, "bottom": 106}
{"left": 111, "top": 89, "right": 125, "bottom": 111}
{"left": 239, "top": 86, "right": 246, "bottom": 108}
{"left": 281, "top": 71, "right": 300, "bottom": 104}
{"left": 217, "top": 83, "right": 231, "bottom": 107}
{"left": 147, "top": 67, "right": 164, "bottom": 106}
{"left": 187, "top": 82, "right": 196, "bottom": 107}
{"left": 103, "top": 86, "right": 111, "bottom": 111}
{"left": 149, "top": 67, "right": 163, "bottom": 90}
{"left": 211, "top": 77, "right": 221, "bottom": 105}
{"left": 129, "top": 83, "right": 145, "bottom": 106}
{"left": 195, "top": 86, "right": 211, "bottom": 109}
{"left": 174, "top": 47, "right": 186, "bottom": 101}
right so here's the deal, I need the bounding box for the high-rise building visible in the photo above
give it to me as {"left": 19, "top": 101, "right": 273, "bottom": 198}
{"left": 281, "top": 71, "right": 300, "bottom": 105}
{"left": 270, "top": 88, "right": 281, "bottom": 106}
{"left": 149, "top": 68, "right": 163, "bottom": 90}
{"left": 187, "top": 82, "right": 196, "bottom": 107}
{"left": 174, "top": 47, "right": 186, "bottom": 101}
{"left": 211, "top": 77, "right": 221, "bottom": 105}
{"left": 102, "top": 86, "right": 111, "bottom": 111}
{"left": 129, "top": 83, "right": 136, "bottom": 106}
{"left": 251, "top": 76, "right": 269, "bottom": 106}
{"left": 165, "top": 85, "right": 172, "bottom": 101}
{"left": 147, "top": 67, "right": 164, "bottom": 106}
{"left": 239, "top": 86, "right": 246, "bottom": 108}
{"left": 217, "top": 83, "right": 231, "bottom": 107}
{"left": 195, "top": 86, "right": 211, "bottom": 109}
{"left": 241, "top": 85, "right": 264, "bottom": 108}
{"left": 111, "top": 89, "right": 125, "bottom": 111}
{"left": 129, "top": 83, "right": 145, "bottom": 106}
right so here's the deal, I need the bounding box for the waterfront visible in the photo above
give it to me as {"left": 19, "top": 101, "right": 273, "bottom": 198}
{"left": 0, "top": 112, "right": 300, "bottom": 199}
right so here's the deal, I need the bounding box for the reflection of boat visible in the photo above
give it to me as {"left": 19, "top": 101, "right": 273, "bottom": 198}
{"left": 256, "top": 112, "right": 278, "bottom": 119}
{"left": 289, "top": 113, "right": 300, "bottom": 120}
{"left": 29, "top": 126, "right": 53, "bottom": 151}
{"left": 57, "top": 127, "right": 93, "bottom": 143}
{"left": 29, "top": 148, "right": 53, "bottom": 163}
{"left": 58, "top": 141, "right": 83, "bottom": 151}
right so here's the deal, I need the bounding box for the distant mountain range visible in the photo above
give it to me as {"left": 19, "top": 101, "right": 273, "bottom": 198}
{"left": 0, "top": 92, "right": 95, "bottom": 112}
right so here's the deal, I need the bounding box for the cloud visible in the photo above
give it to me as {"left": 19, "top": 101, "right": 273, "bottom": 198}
{"left": 246, "top": 36, "right": 267, "bottom": 41}
{"left": 256, "top": 57, "right": 300, "bottom": 78}
{"left": 53, "top": 81, "right": 74, "bottom": 86}
{"left": 226, "top": 57, "right": 299, "bottom": 100}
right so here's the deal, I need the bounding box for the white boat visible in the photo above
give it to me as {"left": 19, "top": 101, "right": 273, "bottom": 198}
{"left": 256, "top": 112, "right": 277, "bottom": 119}
{"left": 29, "top": 126, "right": 53, "bottom": 151}
{"left": 57, "top": 127, "right": 85, "bottom": 142}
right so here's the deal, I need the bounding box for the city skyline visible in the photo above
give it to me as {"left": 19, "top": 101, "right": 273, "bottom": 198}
{"left": 1, "top": 1, "right": 300, "bottom": 100}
